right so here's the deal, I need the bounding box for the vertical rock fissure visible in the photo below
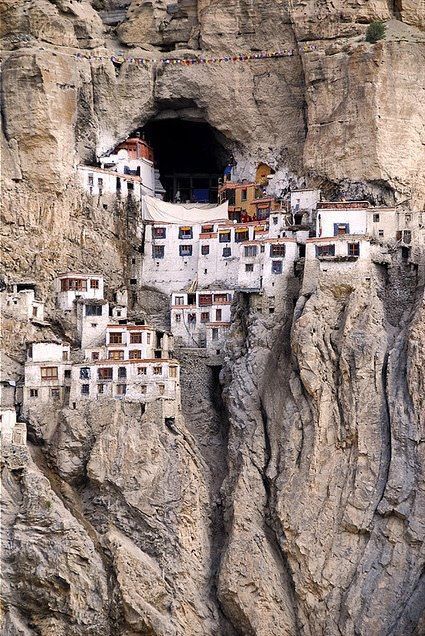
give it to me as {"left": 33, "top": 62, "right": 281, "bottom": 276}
{"left": 258, "top": 400, "right": 301, "bottom": 636}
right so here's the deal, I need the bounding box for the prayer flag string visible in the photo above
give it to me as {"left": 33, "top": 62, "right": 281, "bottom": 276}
{"left": 74, "top": 46, "right": 318, "bottom": 66}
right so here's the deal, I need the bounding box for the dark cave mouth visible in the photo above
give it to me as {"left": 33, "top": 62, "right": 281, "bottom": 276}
{"left": 137, "top": 118, "right": 233, "bottom": 203}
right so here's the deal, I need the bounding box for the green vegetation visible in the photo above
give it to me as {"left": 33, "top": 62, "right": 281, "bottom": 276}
{"left": 366, "top": 21, "right": 386, "bottom": 44}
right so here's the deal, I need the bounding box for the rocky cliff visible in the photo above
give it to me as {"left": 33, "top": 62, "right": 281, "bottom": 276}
{"left": 1, "top": 1, "right": 424, "bottom": 635}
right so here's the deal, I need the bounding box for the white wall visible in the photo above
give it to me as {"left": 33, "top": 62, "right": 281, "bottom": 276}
{"left": 170, "top": 290, "right": 233, "bottom": 347}
{"left": 1, "top": 290, "right": 45, "bottom": 322}
{"left": 78, "top": 166, "right": 145, "bottom": 200}
{"left": 0, "top": 408, "right": 16, "bottom": 444}
{"left": 76, "top": 301, "right": 110, "bottom": 349}
{"left": 29, "top": 342, "right": 70, "bottom": 363}
{"left": 316, "top": 208, "right": 368, "bottom": 238}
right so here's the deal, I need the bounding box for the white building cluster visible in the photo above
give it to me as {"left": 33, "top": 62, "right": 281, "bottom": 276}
{"left": 21, "top": 274, "right": 180, "bottom": 418}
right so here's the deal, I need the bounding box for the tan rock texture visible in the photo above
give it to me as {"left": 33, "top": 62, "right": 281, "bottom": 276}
{"left": 1, "top": 2, "right": 425, "bottom": 635}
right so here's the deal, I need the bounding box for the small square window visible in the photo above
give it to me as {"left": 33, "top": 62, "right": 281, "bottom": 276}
{"left": 272, "top": 261, "right": 283, "bottom": 274}
{"left": 30, "top": 389, "right": 38, "bottom": 398}
{"left": 64, "top": 369, "right": 71, "bottom": 379}
{"left": 222, "top": 247, "right": 231, "bottom": 257}
{"left": 153, "top": 366, "right": 162, "bottom": 375}
{"left": 98, "top": 383, "right": 104, "bottom": 394}
{"left": 49, "top": 387, "right": 60, "bottom": 398}
{"left": 153, "top": 227, "right": 166, "bottom": 239}
{"left": 373, "top": 214, "right": 380, "bottom": 223}
{"left": 152, "top": 245, "right": 165, "bottom": 259}
{"left": 201, "top": 245, "right": 210, "bottom": 256}
{"left": 175, "top": 313, "right": 182, "bottom": 322}
{"left": 90, "top": 279, "right": 99, "bottom": 289}
{"left": 116, "top": 384, "right": 126, "bottom": 396}
{"left": 129, "top": 349, "right": 141, "bottom": 359}
{"left": 130, "top": 332, "right": 142, "bottom": 343}
{"left": 348, "top": 242, "right": 360, "bottom": 256}
{"left": 378, "top": 229, "right": 384, "bottom": 237}
{"left": 272, "top": 217, "right": 278, "bottom": 225}
{"left": 109, "top": 332, "right": 123, "bottom": 344}
{"left": 201, "top": 312, "right": 210, "bottom": 323}
{"left": 138, "top": 367, "right": 147, "bottom": 375}
{"left": 245, "top": 263, "right": 254, "bottom": 272}
{"left": 179, "top": 245, "right": 193, "bottom": 257}
{"left": 92, "top": 352, "right": 99, "bottom": 360}
{"left": 179, "top": 227, "right": 193, "bottom": 240}
{"left": 118, "top": 367, "right": 127, "bottom": 379}
{"left": 81, "top": 384, "right": 90, "bottom": 395}
{"left": 169, "top": 366, "right": 177, "bottom": 378}
{"left": 130, "top": 278, "right": 137, "bottom": 285}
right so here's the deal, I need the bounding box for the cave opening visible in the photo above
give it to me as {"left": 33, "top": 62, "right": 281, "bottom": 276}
{"left": 140, "top": 119, "right": 232, "bottom": 203}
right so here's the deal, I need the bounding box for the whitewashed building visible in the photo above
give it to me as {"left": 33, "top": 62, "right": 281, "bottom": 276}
{"left": 23, "top": 341, "right": 72, "bottom": 408}
{"left": 290, "top": 188, "right": 321, "bottom": 223}
{"left": 69, "top": 359, "right": 180, "bottom": 405}
{"left": 76, "top": 298, "right": 110, "bottom": 349}
{"left": 1, "top": 288, "right": 45, "bottom": 322}
{"left": 0, "top": 409, "right": 27, "bottom": 446}
{"left": 237, "top": 238, "right": 298, "bottom": 297}
{"left": 316, "top": 202, "right": 402, "bottom": 241}
{"left": 170, "top": 290, "right": 233, "bottom": 348}
{"left": 55, "top": 273, "right": 104, "bottom": 311}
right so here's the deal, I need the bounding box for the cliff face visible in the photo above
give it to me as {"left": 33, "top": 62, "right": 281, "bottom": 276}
{"left": 1, "top": 2, "right": 425, "bottom": 635}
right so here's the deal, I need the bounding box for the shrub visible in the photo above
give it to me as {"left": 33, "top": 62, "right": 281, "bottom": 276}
{"left": 366, "top": 21, "right": 386, "bottom": 44}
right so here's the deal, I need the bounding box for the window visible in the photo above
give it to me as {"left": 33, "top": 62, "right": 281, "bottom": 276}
{"left": 403, "top": 230, "right": 412, "bottom": 244}
{"left": 116, "top": 384, "right": 126, "bottom": 396}
{"left": 80, "top": 367, "right": 90, "bottom": 380}
{"left": 98, "top": 384, "right": 104, "bottom": 394}
{"left": 118, "top": 367, "right": 127, "bottom": 378}
{"left": 140, "top": 385, "right": 147, "bottom": 394}
{"left": 245, "top": 264, "right": 254, "bottom": 272}
{"left": 175, "top": 296, "right": 185, "bottom": 305}
{"left": 348, "top": 242, "right": 360, "bottom": 256}
{"left": 51, "top": 388, "right": 60, "bottom": 399}
{"left": 129, "top": 349, "right": 141, "bottom": 359}
{"left": 81, "top": 384, "right": 90, "bottom": 395}
{"left": 212, "top": 328, "right": 219, "bottom": 341}
{"left": 201, "top": 312, "right": 210, "bottom": 323}
{"left": 201, "top": 245, "right": 210, "bottom": 256}
{"left": 235, "top": 229, "right": 249, "bottom": 242}
{"left": 270, "top": 244, "right": 286, "bottom": 257}
{"left": 130, "top": 332, "right": 142, "bottom": 344}
{"left": 241, "top": 189, "right": 247, "bottom": 201}
{"left": 179, "top": 245, "right": 193, "bottom": 257}
{"left": 109, "top": 332, "right": 122, "bottom": 344}
{"left": 64, "top": 369, "right": 71, "bottom": 379}
{"left": 244, "top": 245, "right": 258, "bottom": 257}
{"left": 272, "top": 261, "right": 283, "bottom": 274}
{"left": 159, "top": 384, "right": 165, "bottom": 395}
{"left": 146, "top": 333, "right": 151, "bottom": 344}
{"left": 108, "top": 350, "right": 124, "bottom": 360}
{"left": 92, "top": 351, "right": 99, "bottom": 361}
{"left": 214, "top": 293, "right": 228, "bottom": 303}
{"left": 130, "top": 278, "right": 137, "bottom": 285}
{"left": 41, "top": 367, "right": 58, "bottom": 380}
{"left": 222, "top": 247, "right": 231, "bottom": 257}
{"left": 260, "top": 245, "right": 265, "bottom": 253}
{"left": 30, "top": 389, "right": 38, "bottom": 398}
{"left": 201, "top": 224, "right": 214, "bottom": 233}
{"left": 152, "top": 245, "right": 165, "bottom": 259}
{"left": 373, "top": 214, "right": 380, "bottom": 223}
{"left": 86, "top": 304, "right": 102, "bottom": 316}
{"left": 90, "top": 279, "right": 99, "bottom": 289}
{"left": 333, "top": 223, "right": 350, "bottom": 236}
{"left": 88, "top": 174, "right": 94, "bottom": 185}
{"left": 219, "top": 231, "right": 231, "bottom": 243}
{"left": 169, "top": 366, "right": 177, "bottom": 378}
{"left": 91, "top": 323, "right": 97, "bottom": 328}
{"left": 216, "top": 309, "right": 222, "bottom": 321}
{"left": 62, "top": 350, "right": 69, "bottom": 361}
{"left": 153, "top": 227, "right": 166, "bottom": 239}
{"left": 175, "top": 313, "right": 182, "bottom": 323}
{"left": 179, "top": 227, "right": 193, "bottom": 239}
{"left": 32, "top": 306, "right": 38, "bottom": 317}
{"left": 316, "top": 244, "right": 335, "bottom": 257}
{"left": 153, "top": 366, "right": 162, "bottom": 375}
{"left": 60, "top": 278, "right": 87, "bottom": 292}
{"left": 378, "top": 229, "right": 384, "bottom": 238}
{"left": 138, "top": 367, "right": 147, "bottom": 375}
{"left": 199, "top": 294, "right": 212, "bottom": 306}
{"left": 272, "top": 216, "right": 278, "bottom": 225}
{"left": 98, "top": 367, "right": 113, "bottom": 380}
{"left": 188, "top": 313, "right": 196, "bottom": 324}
